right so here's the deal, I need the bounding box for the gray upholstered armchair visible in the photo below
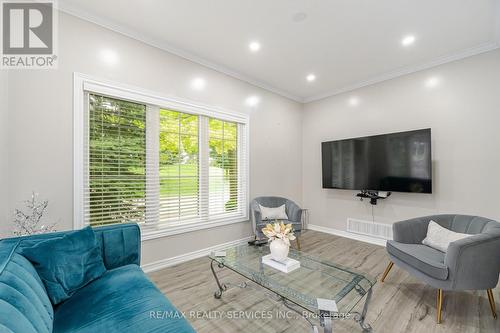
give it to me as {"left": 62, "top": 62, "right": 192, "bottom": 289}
{"left": 380, "top": 214, "right": 500, "bottom": 323}
{"left": 250, "top": 196, "right": 304, "bottom": 249}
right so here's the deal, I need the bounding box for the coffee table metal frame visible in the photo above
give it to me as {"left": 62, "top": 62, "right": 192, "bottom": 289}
{"left": 209, "top": 247, "right": 374, "bottom": 333}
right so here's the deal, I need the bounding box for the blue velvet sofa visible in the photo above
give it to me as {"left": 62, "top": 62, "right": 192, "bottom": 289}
{"left": 0, "top": 223, "right": 195, "bottom": 333}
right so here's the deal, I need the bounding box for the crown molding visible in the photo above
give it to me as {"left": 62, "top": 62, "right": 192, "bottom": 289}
{"left": 58, "top": 2, "right": 304, "bottom": 103}
{"left": 304, "top": 41, "right": 500, "bottom": 103}
{"left": 59, "top": 2, "right": 500, "bottom": 106}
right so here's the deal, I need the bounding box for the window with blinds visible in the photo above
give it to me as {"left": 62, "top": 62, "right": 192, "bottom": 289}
{"left": 83, "top": 92, "right": 248, "bottom": 229}
{"left": 86, "top": 94, "right": 146, "bottom": 226}
{"left": 158, "top": 109, "right": 199, "bottom": 221}
{"left": 208, "top": 119, "right": 239, "bottom": 216}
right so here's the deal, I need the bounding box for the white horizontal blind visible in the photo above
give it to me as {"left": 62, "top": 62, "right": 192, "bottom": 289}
{"left": 84, "top": 92, "right": 248, "bottom": 228}
{"left": 158, "top": 109, "right": 199, "bottom": 223}
{"left": 145, "top": 105, "right": 160, "bottom": 224}
{"left": 237, "top": 122, "right": 248, "bottom": 218}
{"left": 85, "top": 94, "right": 147, "bottom": 226}
{"left": 208, "top": 118, "right": 245, "bottom": 219}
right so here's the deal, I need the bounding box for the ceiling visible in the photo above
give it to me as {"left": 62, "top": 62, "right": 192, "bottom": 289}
{"left": 60, "top": 0, "right": 500, "bottom": 103}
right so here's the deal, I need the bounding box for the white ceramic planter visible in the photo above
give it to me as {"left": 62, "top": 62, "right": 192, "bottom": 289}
{"left": 270, "top": 239, "right": 289, "bottom": 262}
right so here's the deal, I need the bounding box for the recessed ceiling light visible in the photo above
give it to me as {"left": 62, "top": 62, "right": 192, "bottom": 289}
{"left": 348, "top": 97, "right": 360, "bottom": 107}
{"left": 401, "top": 35, "right": 416, "bottom": 47}
{"left": 292, "top": 12, "right": 308, "bottom": 23}
{"left": 99, "top": 49, "right": 119, "bottom": 66}
{"left": 249, "top": 41, "right": 261, "bottom": 52}
{"left": 306, "top": 74, "right": 316, "bottom": 82}
{"left": 190, "top": 77, "right": 206, "bottom": 91}
{"left": 245, "top": 95, "right": 260, "bottom": 107}
{"left": 425, "top": 76, "right": 440, "bottom": 88}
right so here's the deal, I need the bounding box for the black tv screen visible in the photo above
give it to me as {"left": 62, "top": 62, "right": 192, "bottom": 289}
{"left": 322, "top": 129, "right": 432, "bottom": 193}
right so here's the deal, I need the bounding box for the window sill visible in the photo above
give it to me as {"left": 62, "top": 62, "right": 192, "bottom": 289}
{"left": 140, "top": 216, "right": 249, "bottom": 241}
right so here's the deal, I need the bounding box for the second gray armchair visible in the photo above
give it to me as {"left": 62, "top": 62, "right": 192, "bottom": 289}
{"left": 250, "top": 196, "right": 304, "bottom": 249}
{"left": 380, "top": 214, "right": 500, "bottom": 324}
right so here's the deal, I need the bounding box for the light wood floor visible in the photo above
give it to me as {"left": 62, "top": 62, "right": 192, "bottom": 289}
{"left": 148, "top": 230, "right": 499, "bottom": 333}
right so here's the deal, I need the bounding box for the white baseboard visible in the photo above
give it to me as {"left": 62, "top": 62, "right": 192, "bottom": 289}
{"left": 141, "top": 236, "right": 252, "bottom": 273}
{"left": 142, "top": 226, "right": 386, "bottom": 274}
{"left": 307, "top": 224, "right": 387, "bottom": 247}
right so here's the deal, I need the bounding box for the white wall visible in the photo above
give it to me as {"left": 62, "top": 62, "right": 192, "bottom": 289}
{"left": 302, "top": 49, "right": 500, "bottom": 231}
{"left": 3, "top": 12, "right": 303, "bottom": 264}
{"left": 0, "top": 70, "right": 8, "bottom": 236}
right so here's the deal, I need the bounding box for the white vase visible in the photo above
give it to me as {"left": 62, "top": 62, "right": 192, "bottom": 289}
{"left": 270, "top": 239, "right": 289, "bottom": 262}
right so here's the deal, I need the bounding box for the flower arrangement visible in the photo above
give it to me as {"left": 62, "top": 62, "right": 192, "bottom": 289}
{"left": 261, "top": 221, "right": 296, "bottom": 246}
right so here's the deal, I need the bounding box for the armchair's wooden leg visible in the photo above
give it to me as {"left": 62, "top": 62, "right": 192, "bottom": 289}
{"left": 487, "top": 289, "right": 497, "bottom": 319}
{"left": 437, "top": 289, "right": 443, "bottom": 324}
{"left": 380, "top": 261, "right": 394, "bottom": 282}
{"left": 296, "top": 237, "right": 301, "bottom": 251}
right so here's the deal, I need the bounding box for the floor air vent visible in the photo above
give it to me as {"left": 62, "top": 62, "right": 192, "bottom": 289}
{"left": 347, "top": 218, "right": 393, "bottom": 240}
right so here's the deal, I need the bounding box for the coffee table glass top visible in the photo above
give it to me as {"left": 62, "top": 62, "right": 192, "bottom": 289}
{"left": 210, "top": 244, "right": 376, "bottom": 315}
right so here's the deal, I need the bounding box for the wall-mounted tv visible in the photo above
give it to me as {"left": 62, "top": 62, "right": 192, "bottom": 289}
{"left": 321, "top": 129, "right": 432, "bottom": 193}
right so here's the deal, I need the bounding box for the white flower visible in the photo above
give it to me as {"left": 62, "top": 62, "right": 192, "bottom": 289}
{"left": 261, "top": 220, "right": 296, "bottom": 244}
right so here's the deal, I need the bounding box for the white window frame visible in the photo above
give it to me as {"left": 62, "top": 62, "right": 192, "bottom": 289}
{"left": 73, "top": 73, "right": 250, "bottom": 240}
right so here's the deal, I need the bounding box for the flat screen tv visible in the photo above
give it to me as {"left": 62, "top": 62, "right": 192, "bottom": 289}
{"left": 322, "top": 129, "right": 432, "bottom": 193}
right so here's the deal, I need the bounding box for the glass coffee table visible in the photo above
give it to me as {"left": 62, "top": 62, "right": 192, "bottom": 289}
{"left": 210, "top": 244, "right": 375, "bottom": 333}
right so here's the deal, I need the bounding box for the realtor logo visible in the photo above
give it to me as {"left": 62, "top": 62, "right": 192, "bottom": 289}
{"left": 1, "top": 0, "right": 58, "bottom": 68}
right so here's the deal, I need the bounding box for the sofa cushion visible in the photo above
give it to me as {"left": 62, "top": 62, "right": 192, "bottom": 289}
{"left": 15, "top": 223, "right": 141, "bottom": 270}
{"left": 387, "top": 240, "right": 449, "bottom": 280}
{"left": 0, "top": 240, "right": 54, "bottom": 333}
{"left": 53, "top": 264, "right": 195, "bottom": 333}
{"left": 21, "top": 226, "right": 107, "bottom": 305}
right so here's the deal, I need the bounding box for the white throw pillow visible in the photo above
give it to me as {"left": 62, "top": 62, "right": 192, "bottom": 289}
{"left": 422, "top": 220, "right": 472, "bottom": 252}
{"left": 259, "top": 204, "right": 288, "bottom": 220}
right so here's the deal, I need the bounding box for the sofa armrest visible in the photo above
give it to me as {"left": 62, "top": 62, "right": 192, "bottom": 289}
{"left": 93, "top": 223, "right": 141, "bottom": 269}
{"left": 445, "top": 232, "right": 500, "bottom": 290}
{"left": 392, "top": 216, "right": 431, "bottom": 244}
